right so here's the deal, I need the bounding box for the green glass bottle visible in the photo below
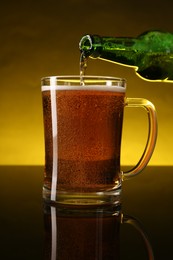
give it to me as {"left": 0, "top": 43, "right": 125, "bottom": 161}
{"left": 79, "top": 31, "right": 173, "bottom": 81}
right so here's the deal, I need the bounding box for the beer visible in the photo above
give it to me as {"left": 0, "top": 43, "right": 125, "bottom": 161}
{"left": 42, "top": 84, "right": 125, "bottom": 198}
{"left": 80, "top": 51, "right": 88, "bottom": 85}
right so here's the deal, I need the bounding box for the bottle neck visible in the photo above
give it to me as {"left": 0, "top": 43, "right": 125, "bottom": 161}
{"left": 79, "top": 34, "right": 137, "bottom": 65}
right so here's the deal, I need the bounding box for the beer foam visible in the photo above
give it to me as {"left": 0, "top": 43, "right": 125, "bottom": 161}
{"left": 42, "top": 85, "right": 126, "bottom": 92}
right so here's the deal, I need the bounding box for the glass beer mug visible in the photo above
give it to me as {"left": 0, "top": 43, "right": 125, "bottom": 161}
{"left": 41, "top": 76, "right": 157, "bottom": 205}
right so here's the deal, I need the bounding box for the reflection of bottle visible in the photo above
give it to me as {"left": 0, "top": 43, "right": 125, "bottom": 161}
{"left": 79, "top": 31, "right": 173, "bottom": 81}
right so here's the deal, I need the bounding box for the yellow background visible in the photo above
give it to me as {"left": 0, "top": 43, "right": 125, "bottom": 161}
{"left": 1, "top": 0, "right": 173, "bottom": 166}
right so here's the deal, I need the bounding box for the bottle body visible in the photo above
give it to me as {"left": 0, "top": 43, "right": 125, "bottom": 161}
{"left": 79, "top": 31, "right": 173, "bottom": 81}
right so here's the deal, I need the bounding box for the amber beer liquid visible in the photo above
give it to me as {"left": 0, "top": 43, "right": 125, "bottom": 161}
{"left": 42, "top": 76, "right": 125, "bottom": 204}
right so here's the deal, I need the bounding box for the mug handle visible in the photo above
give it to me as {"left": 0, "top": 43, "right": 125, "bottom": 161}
{"left": 122, "top": 214, "right": 154, "bottom": 260}
{"left": 123, "top": 98, "right": 157, "bottom": 179}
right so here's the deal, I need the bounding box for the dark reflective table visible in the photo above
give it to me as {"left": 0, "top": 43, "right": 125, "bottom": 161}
{"left": 0, "top": 166, "right": 172, "bottom": 259}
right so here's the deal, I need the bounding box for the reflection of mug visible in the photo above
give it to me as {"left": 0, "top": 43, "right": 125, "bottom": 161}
{"left": 43, "top": 204, "right": 154, "bottom": 260}
{"left": 41, "top": 76, "right": 157, "bottom": 205}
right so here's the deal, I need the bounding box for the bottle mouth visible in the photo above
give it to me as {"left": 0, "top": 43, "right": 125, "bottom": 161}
{"left": 79, "top": 35, "right": 101, "bottom": 58}
{"left": 79, "top": 35, "right": 93, "bottom": 55}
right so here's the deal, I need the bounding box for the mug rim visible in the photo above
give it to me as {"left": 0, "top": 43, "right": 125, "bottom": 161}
{"left": 41, "top": 75, "right": 126, "bottom": 91}
{"left": 41, "top": 75, "right": 126, "bottom": 82}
